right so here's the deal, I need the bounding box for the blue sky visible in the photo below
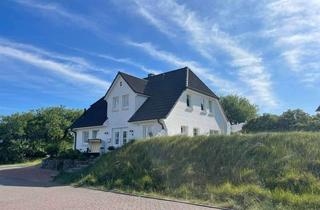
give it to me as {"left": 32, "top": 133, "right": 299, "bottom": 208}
{"left": 0, "top": 0, "right": 319, "bottom": 115}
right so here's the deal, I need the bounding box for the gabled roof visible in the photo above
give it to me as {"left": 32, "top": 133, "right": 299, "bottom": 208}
{"left": 71, "top": 67, "right": 220, "bottom": 128}
{"left": 317, "top": 106, "right": 320, "bottom": 112}
{"left": 119, "top": 72, "right": 148, "bottom": 95}
{"left": 70, "top": 97, "right": 108, "bottom": 129}
{"left": 128, "top": 67, "right": 219, "bottom": 122}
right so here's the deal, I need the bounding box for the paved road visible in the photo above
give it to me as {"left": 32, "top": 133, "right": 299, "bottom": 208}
{"left": 0, "top": 165, "right": 218, "bottom": 210}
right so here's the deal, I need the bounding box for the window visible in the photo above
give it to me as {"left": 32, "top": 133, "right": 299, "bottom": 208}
{"left": 208, "top": 100, "right": 213, "bottom": 113}
{"left": 181, "top": 126, "right": 188, "bottom": 135}
{"left": 209, "top": 130, "right": 214, "bottom": 135}
{"left": 123, "top": 131, "right": 127, "bottom": 144}
{"left": 186, "top": 94, "right": 191, "bottom": 107}
{"left": 82, "top": 131, "right": 89, "bottom": 143}
{"left": 92, "top": 130, "right": 98, "bottom": 139}
{"left": 112, "top": 96, "right": 119, "bottom": 110}
{"left": 201, "top": 98, "right": 205, "bottom": 111}
{"left": 115, "top": 132, "right": 120, "bottom": 145}
{"left": 122, "top": 94, "right": 129, "bottom": 109}
{"left": 193, "top": 128, "right": 199, "bottom": 136}
{"left": 143, "top": 125, "right": 153, "bottom": 138}
{"left": 120, "top": 81, "right": 122, "bottom": 86}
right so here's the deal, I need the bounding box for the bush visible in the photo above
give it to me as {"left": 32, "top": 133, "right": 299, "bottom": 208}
{"left": 46, "top": 144, "right": 60, "bottom": 158}
{"left": 57, "top": 149, "right": 86, "bottom": 160}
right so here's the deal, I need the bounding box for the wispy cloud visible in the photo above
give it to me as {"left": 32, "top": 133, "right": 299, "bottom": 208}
{"left": 0, "top": 39, "right": 109, "bottom": 89}
{"left": 264, "top": 0, "right": 320, "bottom": 84}
{"left": 14, "top": 0, "right": 100, "bottom": 33}
{"left": 129, "top": 0, "right": 277, "bottom": 107}
{"left": 69, "top": 47, "right": 161, "bottom": 75}
{"left": 127, "top": 41, "right": 239, "bottom": 94}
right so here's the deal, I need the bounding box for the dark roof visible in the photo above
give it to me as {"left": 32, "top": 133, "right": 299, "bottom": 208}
{"left": 71, "top": 67, "right": 220, "bottom": 127}
{"left": 119, "top": 72, "right": 148, "bottom": 95}
{"left": 317, "top": 106, "right": 320, "bottom": 112}
{"left": 70, "top": 97, "right": 108, "bottom": 129}
{"left": 128, "top": 67, "right": 219, "bottom": 122}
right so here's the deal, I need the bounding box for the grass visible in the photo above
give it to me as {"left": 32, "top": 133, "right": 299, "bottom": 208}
{"left": 0, "top": 158, "right": 43, "bottom": 168}
{"left": 56, "top": 132, "right": 320, "bottom": 209}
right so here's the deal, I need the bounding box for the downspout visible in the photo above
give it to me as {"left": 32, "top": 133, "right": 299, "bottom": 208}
{"left": 157, "top": 119, "right": 165, "bottom": 130}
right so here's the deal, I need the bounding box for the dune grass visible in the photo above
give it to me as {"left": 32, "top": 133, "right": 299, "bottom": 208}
{"left": 57, "top": 132, "right": 320, "bottom": 209}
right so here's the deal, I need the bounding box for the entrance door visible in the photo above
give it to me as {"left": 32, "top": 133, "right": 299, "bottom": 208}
{"left": 112, "top": 128, "right": 128, "bottom": 146}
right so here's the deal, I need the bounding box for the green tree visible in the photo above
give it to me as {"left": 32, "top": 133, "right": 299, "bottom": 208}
{"left": 0, "top": 107, "right": 82, "bottom": 164}
{"left": 243, "top": 113, "right": 279, "bottom": 133}
{"left": 220, "top": 95, "right": 258, "bottom": 124}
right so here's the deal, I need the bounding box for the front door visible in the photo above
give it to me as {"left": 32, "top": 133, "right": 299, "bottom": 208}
{"left": 112, "top": 128, "right": 128, "bottom": 147}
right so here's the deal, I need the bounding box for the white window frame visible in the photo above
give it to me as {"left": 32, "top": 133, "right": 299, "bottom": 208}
{"left": 186, "top": 94, "right": 191, "bottom": 107}
{"left": 122, "top": 94, "right": 129, "bottom": 110}
{"left": 181, "top": 126, "right": 188, "bottom": 135}
{"left": 115, "top": 131, "right": 120, "bottom": 145}
{"left": 201, "top": 98, "right": 205, "bottom": 111}
{"left": 112, "top": 96, "right": 119, "bottom": 111}
{"left": 143, "top": 125, "right": 153, "bottom": 139}
{"left": 82, "top": 131, "right": 89, "bottom": 144}
{"left": 123, "top": 130, "right": 128, "bottom": 144}
{"left": 193, "top": 128, "right": 199, "bottom": 136}
{"left": 92, "top": 130, "right": 98, "bottom": 139}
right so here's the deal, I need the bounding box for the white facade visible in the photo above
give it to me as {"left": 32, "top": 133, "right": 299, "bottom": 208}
{"left": 74, "top": 74, "right": 230, "bottom": 153}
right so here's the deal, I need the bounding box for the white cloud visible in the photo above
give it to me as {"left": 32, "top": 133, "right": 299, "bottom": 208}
{"left": 127, "top": 41, "right": 239, "bottom": 94}
{"left": 14, "top": 0, "right": 100, "bottom": 33}
{"left": 129, "top": 0, "right": 277, "bottom": 107}
{"left": 0, "top": 39, "right": 109, "bottom": 89}
{"left": 264, "top": 0, "right": 320, "bottom": 84}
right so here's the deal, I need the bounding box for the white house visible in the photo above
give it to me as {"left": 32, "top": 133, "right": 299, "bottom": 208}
{"left": 70, "top": 67, "right": 231, "bottom": 153}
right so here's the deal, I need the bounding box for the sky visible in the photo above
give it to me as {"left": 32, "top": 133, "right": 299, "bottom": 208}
{"left": 0, "top": 0, "right": 319, "bottom": 116}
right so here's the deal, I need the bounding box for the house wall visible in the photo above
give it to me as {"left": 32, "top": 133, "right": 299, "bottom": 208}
{"left": 105, "top": 75, "right": 149, "bottom": 148}
{"left": 74, "top": 126, "right": 107, "bottom": 152}
{"left": 164, "top": 89, "right": 230, "bottom": 136}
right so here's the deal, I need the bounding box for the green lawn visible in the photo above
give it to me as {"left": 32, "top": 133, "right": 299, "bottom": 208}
{"left": 56, "top": 132, "right": 320, "bottom": 210}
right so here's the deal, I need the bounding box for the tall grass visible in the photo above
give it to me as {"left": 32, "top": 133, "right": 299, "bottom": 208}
{"left": 57, "top": 132, "right": 320, "bottom": 209}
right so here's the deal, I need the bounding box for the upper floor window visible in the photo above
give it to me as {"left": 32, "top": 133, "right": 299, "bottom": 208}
{"left": 112, "top": 96, "right": 119, "bottom": 111}
{"left": 122, "top": 94, "right": 129, "bottom": 109}
{"left": 201, "top": 98, "right": 205, "bottom": 111}
{"left": 92, "top": 130, "right": 98, "bottom": 139}
{"left": 208, "top": 100, "right": 213, "bottom": 113}
{"left": 186, "top": 94, "right": 191, "bottom": 107}
{"left": 82, "top": 131, "right": 89, "bottom": 143}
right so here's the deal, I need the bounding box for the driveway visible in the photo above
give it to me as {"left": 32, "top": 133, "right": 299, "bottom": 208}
{"left": 0, "top": 165, "right": 219, "bottom": 210}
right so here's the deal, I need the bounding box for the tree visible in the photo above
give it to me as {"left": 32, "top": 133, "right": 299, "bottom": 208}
{"left": 220, "top": 95, "right": 258, "bottom": 124}
{"left": 242, "top": 113, "right": 279, "bottom": 133}
{"left": 0, "top": 107, "right": 83, "bottom": 164}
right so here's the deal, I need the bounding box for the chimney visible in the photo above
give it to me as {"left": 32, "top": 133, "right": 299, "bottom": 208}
{"left": 148, "top": 73, "right": 155, "bottom": 78}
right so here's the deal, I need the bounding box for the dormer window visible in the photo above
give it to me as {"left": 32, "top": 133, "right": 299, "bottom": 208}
{"left": 186, "top": 94, "right": 191, "bottom": 107}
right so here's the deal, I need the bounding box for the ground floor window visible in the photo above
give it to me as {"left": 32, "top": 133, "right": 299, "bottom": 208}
{"left": 209, "top": 130, "right": 220, "bottom": 135}
{"left": 82, "top": 131, "right": 89, "bottom": 143}
{"left": 181, "top": 126, "right": 188, "bottom": 135}
{"left": 115, "top": 131, "right": 120, "bottom": 145}
{"left": 92, "top": 130, "right": 98, "bottom": 139}
{"left": 143, "top": 125, "right": 153, "bottom": 138}
{"left": 123, "top": 130, "right": 128, "bottom": 144}
{"left": 193, "top": 128, "right": 199, "bottom": 136}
